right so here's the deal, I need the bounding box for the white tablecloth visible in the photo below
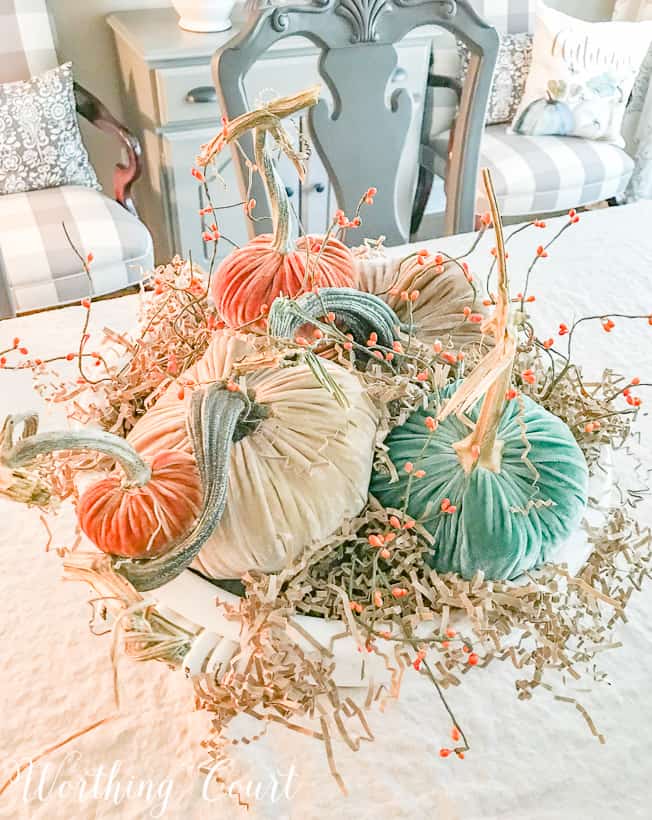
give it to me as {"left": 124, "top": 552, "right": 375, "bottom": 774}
{"left": 1, "top": 203, "right": 652, "bottom": 820}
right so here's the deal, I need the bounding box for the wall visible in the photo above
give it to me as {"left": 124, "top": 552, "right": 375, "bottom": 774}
{"left": 48, "top": 0, "right": 171, "bottom": 194}
{"left": 559, "top": 0, "right": 616, "bottom": 19}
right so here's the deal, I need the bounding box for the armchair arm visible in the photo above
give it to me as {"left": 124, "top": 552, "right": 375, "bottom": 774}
{"left": 74, "top": 82, "right": 143, "bottom": 216}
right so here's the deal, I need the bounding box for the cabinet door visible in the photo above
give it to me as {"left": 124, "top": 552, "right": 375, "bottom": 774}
{"left": 302, "top": 123, "right": 335, "bottom": 235}
{"left": 161, "top": 128, "right": 251, "bottom": 268}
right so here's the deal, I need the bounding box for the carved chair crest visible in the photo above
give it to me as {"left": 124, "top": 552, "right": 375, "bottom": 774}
{"left": 214, "top": 0, "right": 498, "bottom": 244}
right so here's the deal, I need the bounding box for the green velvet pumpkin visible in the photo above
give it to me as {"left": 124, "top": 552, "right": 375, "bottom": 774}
{"left": 370, "top": 382, "right": 589, "bottom": 580}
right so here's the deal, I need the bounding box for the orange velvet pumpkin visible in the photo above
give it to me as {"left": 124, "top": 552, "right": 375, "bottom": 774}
{"left": 204, "top": 90, "right": 356, "bottom": 331}
{"left": 0, "top": 420, "right": 203, "bottom": 564}
{"left": 78, "top": 450, "right": 202, "bottom": 559}
{"left": 212, "top": 232, "right": 355, "bottom": 330}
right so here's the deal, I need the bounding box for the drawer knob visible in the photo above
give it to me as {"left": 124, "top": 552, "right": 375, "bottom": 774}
{"left": 314, "top": 182, "right": 325, "bottom": 193}
{"left": 284, "top": 186, "right": 295, "bottom": 197}
{"left": 185, "top": 86, "right": 217, "bottom": 104}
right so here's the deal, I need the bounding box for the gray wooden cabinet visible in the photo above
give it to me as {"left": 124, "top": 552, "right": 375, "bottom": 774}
{"left": 108, "top": 8, "right": 436, "bottom": 264}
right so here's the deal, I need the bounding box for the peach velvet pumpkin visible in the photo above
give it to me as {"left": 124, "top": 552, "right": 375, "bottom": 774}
{"left": 201, "top": 89, "right": 356, "bottom": 331}
{"left": 212, "top": 232, "right": 355, "bottom": 330}
{"left": 0, "top": 416, "right": 201, "bottom": 568}
{"left": 124, "top": 330, "right": 378, "bottom": 583}
{"left": 78, "top": 450, "right": 202, "bottom": 559}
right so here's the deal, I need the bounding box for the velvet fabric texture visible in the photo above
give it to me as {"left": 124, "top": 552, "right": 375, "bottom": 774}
{"left": 371, "top": 383, "right": 589, "bottom": 580}
{"left": 127, "top": 330, "right": 378, "bottom": 579}
{"left": 356, "top": 253, "right": 488, "bottom": 350}
{"left": 211, "top": 234, "right": 356, "bottom": 331}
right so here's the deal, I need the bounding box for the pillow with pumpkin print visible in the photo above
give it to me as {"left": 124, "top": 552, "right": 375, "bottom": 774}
{"left": 509, "top": 2, "right": 652, "bottom": 145}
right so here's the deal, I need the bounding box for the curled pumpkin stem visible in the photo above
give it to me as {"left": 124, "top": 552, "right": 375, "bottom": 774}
{"left": 0, "top": 414, "right": 152, "bottom": 488}
{"left": 115, "top": 385, "right": 247, "bottom": 592}
{"left": 197, "top": 85, "right": 320, "bottom": 171}
{"left": 198, "top": 86, "right": 321, "bottom": 256}
{"left": 268, "top": 288, "right": 402, "bottom": 351}
{"left": 254, "top": 126, "right": 292, "bottom": 254}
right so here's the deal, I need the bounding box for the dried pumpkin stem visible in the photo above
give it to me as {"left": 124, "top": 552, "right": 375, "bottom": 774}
{"left": 199, "top": 85, "right": 320, "bottom": 167}
{"left": 1, "top": 415, "right": 151, "bottom": 487}
{"left": 254, "top": 127, "right": 292, "bottom": 254}
{"left": 453, "top": 169, "right": 514, "bottom": 473}
{"left": 198, "top": 85, "right": 320, "bottom": 256}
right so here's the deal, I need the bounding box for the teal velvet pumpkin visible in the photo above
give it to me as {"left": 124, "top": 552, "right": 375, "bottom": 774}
{"left": 370, "top": 383, "right": 589, "bottom": 580}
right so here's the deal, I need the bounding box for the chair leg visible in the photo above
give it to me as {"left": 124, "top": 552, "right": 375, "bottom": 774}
{"left": 411, "top": 165, "right": 434, "bottom": 235}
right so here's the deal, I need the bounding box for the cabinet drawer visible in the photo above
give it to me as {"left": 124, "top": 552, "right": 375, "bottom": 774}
{"left": 156, "top": 64, "right": 221, "bottom": 125}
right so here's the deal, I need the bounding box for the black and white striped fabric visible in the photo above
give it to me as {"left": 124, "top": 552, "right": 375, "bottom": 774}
{"left": 431, "top": 125, "right": 634, "bottom": 216}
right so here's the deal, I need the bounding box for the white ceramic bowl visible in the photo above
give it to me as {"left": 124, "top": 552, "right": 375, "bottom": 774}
{"left": 172, "top": 0, "right": 236, "bottom": 33}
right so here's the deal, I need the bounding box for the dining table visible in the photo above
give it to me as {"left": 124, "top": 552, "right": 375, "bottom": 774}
{"left": 1, "top": 200, "right": 652, "bottom": 820}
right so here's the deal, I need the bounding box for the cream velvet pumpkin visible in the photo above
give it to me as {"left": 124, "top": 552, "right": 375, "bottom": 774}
{"left": 356, "top": 253, "right": 488, "bottom": 349}
{"left": 127, "top": 330, "right": 379, "bottom": 578}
